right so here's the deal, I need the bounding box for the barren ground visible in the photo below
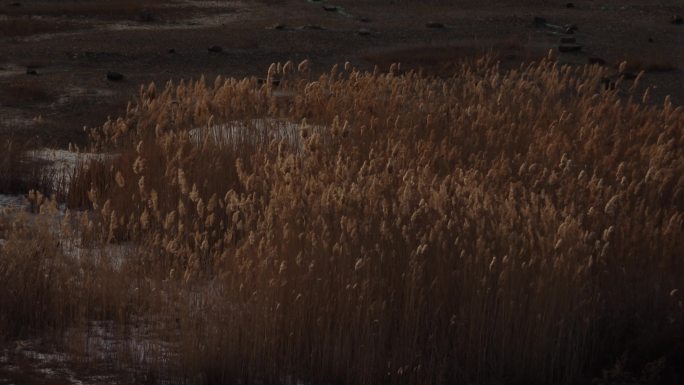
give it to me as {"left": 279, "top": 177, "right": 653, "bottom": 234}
{"left": 1, "top": 0, "right": 683, "bottom": 147}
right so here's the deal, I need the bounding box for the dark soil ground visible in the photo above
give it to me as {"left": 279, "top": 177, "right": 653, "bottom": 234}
{"left": 1, "top": 0, "right": 683, "bottom": 383}
{"left": 1, "top": 0, "right": 683, "bottom": 147}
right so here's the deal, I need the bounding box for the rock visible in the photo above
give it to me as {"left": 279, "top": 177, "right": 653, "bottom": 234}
{"left": 25, "top": 68, "right": 37, "bottom": 75}
{"left": 560, "top": 36, "right": 576, "bottom": 44}
{"left": 272, "top": 23, "right": 285, "bottom": 30}
{"left": 648, "top": 37, "right": 654, "bottom": 43}
{"left": 533, "top": 17, "right": 547, "bottom": 26}
{"left": 565, "top": 24, "right": 578, "bottom": 32}
{"left": 620, "top": 72, "right": 638, "bottom": 80}
{"left": 558, "top": 44, "right": 582, "bottom": 52}
{"left": 323, "top": 5, "right": 337, "bottom": 12}
{"left": 168, "top": 48, "right": 176, "bottom": 54}
{"left": 357, "top": 28, "right": 372, "bottom": 36}
{"left": 359, "top": 17, "right": 371, "bottom": 23}
{"left": 106, "top": 71, "right": 124, "bottom": 81}
{"left": 426, "top": 21, "right": 446, "bottom": 29}
{"left": 300, "top": 25, "right": 325, "bottom": 30}
{"left": 208, "top": 45, "right": 223, "bottom": 53}
{"left": 566, "top": 2, "right": 575, "bottom": 8}
{"left": 672, "top": 15, "right": 683, "bottom": 25}
{"left": 588, "top": 57, "right": 606, "bottom": 65}
{"left": 139, "top": 9, "right": 155, "bottom": 22}
{"left": 9, "top": 2, "right": 21, "bottom": 6}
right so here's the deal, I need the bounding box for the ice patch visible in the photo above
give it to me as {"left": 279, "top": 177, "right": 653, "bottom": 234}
{"left": 189, "top": 118, "right": 325, "bottom": 148}
{"left": 0, "top": 194, "right": 27, "bottom": 211}
{"left": 28, "top": 148, "right": 112, "bottom": 191}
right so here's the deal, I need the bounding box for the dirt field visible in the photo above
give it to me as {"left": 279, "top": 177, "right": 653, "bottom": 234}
{"left": 1, "top": 0, "right": 683, "bottom": 147}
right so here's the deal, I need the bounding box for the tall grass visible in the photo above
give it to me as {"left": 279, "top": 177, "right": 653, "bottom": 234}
{"left": 0, "top": 134, "right": 54, "bottom": 195}
{"left": 2, "top": 55, "right": 683, "bottom": 384}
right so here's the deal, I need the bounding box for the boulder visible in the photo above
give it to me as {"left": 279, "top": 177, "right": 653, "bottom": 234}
{"left": 300, "top": 25, "right": 325, "bottom": 30}
{"left": 426, "top": 21, "right": 446, "bottom": 29}
{"left": 106, "top": 71, "right": 124, "bottom": 81}
{"left": 619, "top": 72, "right": 638, "bottom": 80}
{"left": 139, "top": 9, "right": 155, "bottom": 23}
{"left": 558, "top": 44, "right": 582, "bottom": 53}
{"left": 533, "top": 17, "right": 547, "bottom": 26}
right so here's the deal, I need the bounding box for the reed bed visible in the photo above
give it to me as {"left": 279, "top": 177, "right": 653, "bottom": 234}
{"left": 2, "top": 55, "right": 683, "bottom": 385}
{"left": 0, "top": 133, "right": 54, "bottom": 196}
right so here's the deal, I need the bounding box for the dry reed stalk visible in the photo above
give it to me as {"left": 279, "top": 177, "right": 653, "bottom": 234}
{"left": 3, "top": 57, "right": 682, "bottom": 385}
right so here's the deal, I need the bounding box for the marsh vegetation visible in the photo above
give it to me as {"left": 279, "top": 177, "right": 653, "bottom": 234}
{"left": 1, "top": 56, "right": 683, "bottom": 385}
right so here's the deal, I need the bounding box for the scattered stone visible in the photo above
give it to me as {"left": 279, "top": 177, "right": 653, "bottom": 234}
{"left": 25, "top": 68, "right": 37, "bottom": 75}
{"left": 426, "top": 21, "right": 446, "bottom": 29}
{"left": 648, "top": 37, "right": 654, "bottom": 43}
{"left": 671, "top": 15, "right": 683, "bottom": 25}
{"left": 139, "top": 9, "right": 155, "bottom": 22}
{"left": 208, "top": 45, "right": 223, "bottom": 53}
{"left": 272, "top": 23, "right": 285, "bottom": 30}
{"left": 168, "top": 48, "right": 176, "bottom": 54}
{"left": 9, "top": 2, "right": 21, "bottom": 6}
{"left": 566, "top": 2, "right": 575, "bottom": 8}
{"left": 359, "top": 17, "right": 371, "bottom": 23}
{"left": 357, "top": 28, "right": 372, "bottom": 36}
{"left": 558, "top": 44, "right": 582, "bottom": 53}
{"left": 588, "top": 57, "right": 607, "bottom": 65}
{"left": 323, "top": 5, "right": 337, "bottom": 12}
{"left": 106, "top": 71, "right": 124, "bottom": 81}
{"left": 560, "top": 36, "right": 576, "bottom": 44}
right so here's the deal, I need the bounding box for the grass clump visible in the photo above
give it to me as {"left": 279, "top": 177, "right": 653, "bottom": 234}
{"left": 3, "top": 55, "right": 683, "bottom": 385}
